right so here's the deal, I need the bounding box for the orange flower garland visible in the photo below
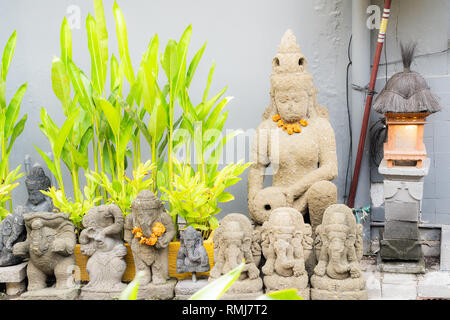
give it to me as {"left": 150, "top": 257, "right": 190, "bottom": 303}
{"left": 272, "top": 114, "right": 308, "bottom": 135}
{"left": 132, "top": 222, "right": 166, "bottom": 246}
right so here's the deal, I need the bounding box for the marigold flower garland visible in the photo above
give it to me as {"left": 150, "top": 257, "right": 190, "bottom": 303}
{"left": 132, "top": 222, "right": 166, "bottom": 246}
{"left": 272, "top": 114, "right": 308, "bottom": 135}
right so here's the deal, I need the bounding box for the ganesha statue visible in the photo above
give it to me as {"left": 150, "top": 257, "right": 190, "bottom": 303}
{"left": 176, "top": 226, "right": 210, "bottom": 277}
{"left": 209, "top": 213, "right": 263, "bottom": 299}
{"left": 79, "top": 204, "right": 127, "bottom": 299}
{"left": 248, "top": 29, "right": 337, "bottom": 233}
{"left": 260, "top": 207, "right": 311, "bottom": 299}
{"left": 310, "top": 204, "right": 367, "bottom": 300}
{"left": 23, "top": 164, "right": 54, "bottom": 213}
{"left": 12, "top": 212, "right": 78, "bottom": 299}
{"left": 124, "top": 190, "right": 176, "bottom": 299}
{"left": 0, "top": 206, "right": 27, "bottom": 267}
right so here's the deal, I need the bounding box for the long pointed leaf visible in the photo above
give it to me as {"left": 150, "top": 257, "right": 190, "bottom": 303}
{"left": 1, "top": 31, "right": 17, "bottom": 82}
{"left": 60, "top": 18, "right": 72, "bottom": 66}
{"left": 94, "top": 0, "right": 108, "bottom": 85}
{"left": 4, "top": 83, "right": 27, "bottom": 138}
{"left": 86, "top": 14, "right": 105, "bottom": 95}
{"left": 51, "top": 57, "right": 71, "bottom": 115}
{"left": 113, "top": 1, "right": 135, "bottom": 85}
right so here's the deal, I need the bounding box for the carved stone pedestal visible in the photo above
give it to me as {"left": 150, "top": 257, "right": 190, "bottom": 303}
{"left": 175, "top": 279, "right": 208, "bottom": 300}
{"left": 20, "top": 286, "right": 80, "bottom": 300}
{"left": 264, "top": 274, "right": 310, "bottom": 300}
{"left": 136, "top": 279, "right": 177, "bottom": 300}
{"left": 218, "top": 278, "right": 264, "bottom": 300}
{"left": 0, "top": 262, "right": 27, "bottom": 296}
{"left": 378, "top": 159, "right": 429, "bottom": 270}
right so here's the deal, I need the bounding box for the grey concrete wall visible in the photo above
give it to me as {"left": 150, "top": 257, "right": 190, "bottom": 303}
{"left": 0, "top": 0, "right": 352, "bottom": 218}
{"left": 369, "top": 0, "right": 450, "bottom": 225}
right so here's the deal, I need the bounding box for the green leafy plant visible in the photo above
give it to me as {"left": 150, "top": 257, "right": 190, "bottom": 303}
{"left": 41, "top": 178, "right": 102, "bottom": 231}
{"left": 0, "top": 167, "right": 24, "bottom": 220}
{"left": 85, "top": 160, "right": 154, "bottom": 215}
{"left": 161, "top": 159, "right": 251, "bottom": 238}
{"left": 0, "top": 31, "right": 27, "bottom": 213}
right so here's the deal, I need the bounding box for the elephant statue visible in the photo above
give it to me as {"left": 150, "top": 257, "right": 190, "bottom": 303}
{"left": 176, "top": 226, "right": 210, "bottom": 276}
{"left": 0, "top": 206, "right": 27, "bottom": 266}
{"left": 310, "top": 204, "right": 367, "bottom": 300}
{"left": 209, "top": 214, "right": 263, "bottom": 299}
{"left": 13, "top": 212, "right": 77, "bottom": 295}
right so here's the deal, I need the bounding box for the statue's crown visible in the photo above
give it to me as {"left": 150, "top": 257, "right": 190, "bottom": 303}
{"left": 271, "top": 29, "right": 315, "bottom": 92}
{"left": 131, "top": 190, "right": 162, "bottom": 209}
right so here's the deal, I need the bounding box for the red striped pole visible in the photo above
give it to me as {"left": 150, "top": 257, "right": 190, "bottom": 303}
{"left": 347, "top": 0, "right": 392, "bottom": 208}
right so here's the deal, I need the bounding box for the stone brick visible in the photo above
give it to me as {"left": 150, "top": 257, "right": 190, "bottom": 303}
{"left": 420, "top": 228, "right": 441, "bottom": 241}
{"left": 382, "top": 273, "right": 417, "bottom": 285}
{"left": 441, "top": 225, "right": 450, "bottom": 271}
{"left": 381, "top": 283, "right": 417, "bottom": 300}
{"left": 385, "top": 201, "right": 420, "bottom": 222}
{"left": 362, "top": 272, "right": 382, "bottom": 300}
{"left": 0, "top": 262, "right": 27, "bottom": 283}
{"left": 384, "top": 221, "right": 420, "bottom": 240}
{"left": 417, "top": 271, "right": 450, "bottom": 299}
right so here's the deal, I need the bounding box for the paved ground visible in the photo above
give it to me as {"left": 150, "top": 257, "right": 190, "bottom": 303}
{"left": 361, "top": 256, "right": 450, "bottom": 300}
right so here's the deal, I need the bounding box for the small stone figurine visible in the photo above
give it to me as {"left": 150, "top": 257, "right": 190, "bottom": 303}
{"left": 176, "top": 226, "right": 210, "bottom": 282}
{"left": 79, "top": 204, "right": 127, "bottom": 299}
{"left": 260, "top": 207, "right": 311, "bottom": 299}
{"left": 310, "top": 204, "right": 367, "bottom": 300}
{"left": 0, "top": 206, "right": 27, "bottom": 267}
{"left": 13, "top": 212, "right": 78, "bottom": 299}
{"left": 209, "top": 214, "right": 263, "bottom": 299}
{"left": 124, "top": 190, "right": 176, "bottom": 299}
{"left": 24, "top": 164, "right": 54, "bottom": 213}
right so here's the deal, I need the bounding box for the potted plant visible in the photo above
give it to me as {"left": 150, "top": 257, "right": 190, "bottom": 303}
{"left": 36, "top": 0, "right": 249, "bottom": 282}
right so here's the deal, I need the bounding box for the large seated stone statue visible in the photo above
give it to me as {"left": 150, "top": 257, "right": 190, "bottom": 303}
{"left": 0, "top": 206, "right": 26, "bottom": 267}
{"left": 12, "top": 212, "right": 78, "bottom": 299}
{"left": 124, "top": 190, "right": 176, "bottom": 299}
{"left": 248, "top": 30, "right": 337, "bottom": 232}
{"left": 209, "top": 213, "right": 263, "bottom": 299}
{"left": 260, "top": 207, "right": 311, "bottom": 299}
{"left": 79, "top": 204, "right": 127, "bottom": 299}
{"left": 23, "top": 164, "right": 54, "bottom": 213}
{"left": 310, "top": 204, "right": 367, "bottom": 300}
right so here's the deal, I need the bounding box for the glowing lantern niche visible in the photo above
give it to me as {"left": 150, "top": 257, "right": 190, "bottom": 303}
{"left": 373, "top": 43, "right": 441, "bottom": 168}
{"left": 384, "top": 112, "right": 428, "bottom": 168}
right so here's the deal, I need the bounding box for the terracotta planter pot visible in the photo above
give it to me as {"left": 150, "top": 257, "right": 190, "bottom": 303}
{"left": 74, "top": 233, "right": 214, "bottom": 282}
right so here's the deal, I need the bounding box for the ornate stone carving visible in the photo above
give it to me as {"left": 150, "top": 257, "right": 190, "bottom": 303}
{"left": 79, "top": 204, "right": 127, "bottom": 299}
{"left": 260, "top": 207, "right": 311, "bottom": 299}
{"left": 0, "top": 206, "right": 26, "bottom": 267}
{"left": 248, "top": 29, "right": 338, "bottom": 232}
{"left": 12, "top": 212, "right": 78, "bottom": 299}
{"left": 176, "top": 226, "right": 210, "bottom": 275}
{"left": 310, "top": 204, "right": 367, "bottom": 300}
{"left": 209, "top": 213, "right": 263, "bottom": 299}
{"left": 124, "top": 190, "right": 176, "bottom": 299}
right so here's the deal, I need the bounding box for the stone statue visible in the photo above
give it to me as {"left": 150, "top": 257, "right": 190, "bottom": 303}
{"left": 124, "top": 190, "right": 176, "bottom": 299}
{"left": 248, "top": 30, "right": 338, "bottom": 232}
{"left": 12, "top": 212, "right": 78, "bottom": 299}
{"left": 79, "top": 204, "right": 127, "bottom": 298}
{"left": 24, "top": 164, "right": 54, "bottom": 213}
{"left": 0, "top": 206, "right": 26, "bottom": 266}
{"left": 209, "top": 213, "right": 263, "bottom": 299}
{"left": 176, "top": 226, "right": 210, "bottom": 278}
{"left": 310, "top": 204, "right": 367, "bottom": 300}
{"left": 260, "top": 207, "right": 311, "bottom": 299}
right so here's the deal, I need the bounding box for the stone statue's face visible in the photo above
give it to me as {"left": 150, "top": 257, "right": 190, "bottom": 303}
{"left": 28, "top": 186, "right": 46, "bottom": 205}
{"left": 183, "top": 234, "right": 197, "bottom": 248}
{"left": 275, "top": 89, "right": 309, "bottom": 123}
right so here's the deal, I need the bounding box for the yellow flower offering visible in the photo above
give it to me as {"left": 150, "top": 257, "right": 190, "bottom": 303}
{"left": 152, "top": 222, "right": 166, "bottom": 237}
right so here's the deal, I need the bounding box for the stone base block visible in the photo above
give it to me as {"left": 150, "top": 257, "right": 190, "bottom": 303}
{"left": 0, "top": 262, "right": 27, "bottom": 283}
{"left": 380, "top": 238, "right": 423, "bottom": 261}
{"left": 6, "top": 281, "right": 26, "bottom": 296}
{"left": 175, "top": 279, "right": 208, "bottom": 300}
{"left": 418, "top": 271, "right": 450, "bottom": 299}
{"left": 220, "top": 291, "right": 264, "bottom": 300}
{"left": 20, "top": 287, "right": 80, "bottom": 300}
{"left": 80, "top": 283, "right": 127, "bottom": 300}
{"left": 310, "top": 275, "right": 367, "bottom": 300}
{"left": 136, "top": 279, "right": 176, "bottom": 300}
{"left": 263, "top": 274, "right": 310, "bottom": 300}
{"left": 377, "top": 253, "right": 425, "bottom": 274}
{"left": 384, "top": 221, "right": 420, "bottom": 240}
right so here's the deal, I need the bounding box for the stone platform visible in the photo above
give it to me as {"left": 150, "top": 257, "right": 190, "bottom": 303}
{"left": 20, "top": 286, "right": 80, "bottom": 300}
{"left": 136, "top": 279, "right": 177, "bottom": 300}
{"left": 0, "top": 262, "right": 28, "bottom": 296}
{"left": 174, "top": 279, "right": 209, "bottom": 300}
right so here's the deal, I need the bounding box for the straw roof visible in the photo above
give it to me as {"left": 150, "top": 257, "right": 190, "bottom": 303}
{"left": 373, "top": 43, "right": 442, "bottom": 114}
